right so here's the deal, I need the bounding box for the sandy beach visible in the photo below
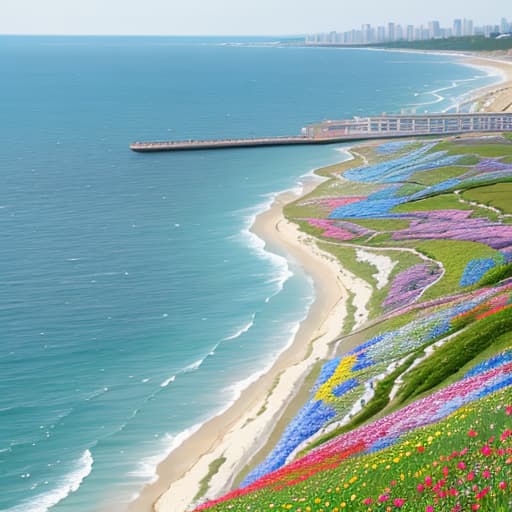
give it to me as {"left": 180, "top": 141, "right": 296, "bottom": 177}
{"left": 127, "top": 52, "right": 512, "bottom": 512}
{"left": 462, "top": 55, "right": 512, "bottom": 112}
{"left": 128, "top": 173, "right": 374, "bottom": 512}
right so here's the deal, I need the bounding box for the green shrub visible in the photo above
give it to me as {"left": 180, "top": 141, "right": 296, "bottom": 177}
{"left": 478, "top": 262, "right": 512, "bottom": 287}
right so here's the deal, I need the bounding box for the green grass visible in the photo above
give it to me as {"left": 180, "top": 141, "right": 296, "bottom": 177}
{"left": 479, "top": 262, "right": 512, "bottom": 287}
{"left": 461, "top": 182, "right": 512, "bottom": 214}
{"left": 396, "top": 183, "right": 425, "bottom": 197}
{"left": 340, "top": 218, "right": 410, "bottom": 231}
{"left": 392, "top": 193, "right": 471, "bottom": 214}
{"left": 397, "top": 307, "right": 512, "bottom": 403}
{"left": 413, "top": 330, "right": 512, "bottom": 400}
{"left": 455, "top": 155, "right": 481, "bottom": 165}
{"left": 430, "top": 140, "right": 512, "bottom": 158}
{"left": 415, "top": 240, "right": 501, "bottom": 301}
{"left": 319, "top": 243, "right": 424, "bottom": 318}
{"left": 363, "top": 35, "right": 512, "bottom": 51}
{"left": 502, "top": 155, "right": 512, "bottom": 163}
{"left": 410, "top": 165, "right": 470, "bottom": 186}
{"left": 194, "top": 457, "right": 227, "bottom": 502}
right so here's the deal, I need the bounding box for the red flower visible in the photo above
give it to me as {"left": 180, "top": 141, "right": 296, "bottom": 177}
{"left": 468, "top": 430, "right": 478, "bottom": 437}
{"left": 506, "top": 405, "right": 512, "bottom": 416}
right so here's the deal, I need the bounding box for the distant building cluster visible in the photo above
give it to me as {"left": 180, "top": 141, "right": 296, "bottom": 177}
{"left": 305, "top": 17, "right": 512, "bottom": 45}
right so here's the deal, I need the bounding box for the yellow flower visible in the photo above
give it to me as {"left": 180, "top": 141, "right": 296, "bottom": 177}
{"left": 350, "top": 494, "right": 357, "bottom": 501}
{"left": 315, "top": 355, "right": 357, "bottom": 402}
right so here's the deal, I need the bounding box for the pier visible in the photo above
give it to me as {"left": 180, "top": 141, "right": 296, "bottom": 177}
{"left": 130, "top": 112, "right": 512, "bottom": 153}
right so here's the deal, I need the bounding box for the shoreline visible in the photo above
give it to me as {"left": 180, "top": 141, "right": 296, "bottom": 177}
{"left": 128, "top": 166, "right": 373, "bottom": 512}
{"left": 128, "top": 52, "right": 512, "bottom": 512}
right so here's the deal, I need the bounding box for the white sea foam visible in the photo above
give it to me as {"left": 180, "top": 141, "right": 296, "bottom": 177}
{"left": 128, "top": 424, "right": 203, "bottom": 484}
{"left": 159, "top": 357, "right": 205, "bottom": 387}
{"left": 223, "top": 313, "right": 256, "bottom": 341}
{"left": 159, "top": 375, "right": 176, "bottom": 388}
{"left": 7, "top": 450, "right": 93, "bottom": 512}
{"left": 234, "top": 200, "right": 294, "bottom": 303}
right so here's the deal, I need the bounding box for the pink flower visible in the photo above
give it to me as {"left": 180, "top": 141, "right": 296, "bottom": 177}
{"left": 457, "top": 462, "right": 466, "bottom": 470}
{"left": 468, "top": 430, "right": 478, "bottom": 437}
{"left": 426, "top": 506, "right": 435, "bottom": 512}
{"left": 363, "top": 497, "right": 373, "bottom": 505}
{"left": 393, "top": 498, "right": 406, "bottom": 508}
{"left": 378, "top": 494, "right": 390, "bottom": 503}
{"left": 481, "top": 445, "right": 492, "bottom": 457}
{"left": 417, "top": 484, "right": 425, "bottom": 493}
{"left": 499, "top": 481, "right": 507, "bottom": 490}
{"left": 505, "top": 405, "right": 512, "bottom": 415}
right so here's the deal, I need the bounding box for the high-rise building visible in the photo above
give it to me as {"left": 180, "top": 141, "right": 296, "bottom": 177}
{"left": 501, "top": 17, "right": 510, "bottom": 34}
{"left": 377, "top": 26, "right": 386, "bottom": 42}
{"left": 428, "top": 20, "right": 441, "bottom": 39}
{"left": 406, "top": 25, "right": 415, "bottom": 41}
{"left": 396, "top": 24, "right": 404, "bottom": 41}
{"left": 453, "top": 19, "right": 462, "bottom": 37}
{"left": 387, "top": 22, "right": 395, "bottom": 41}
{"left": 462, "top": 19, "right": 474, "bottom": 36}
{"left": 362, "top": 24, "right": 372, "bottom": 43}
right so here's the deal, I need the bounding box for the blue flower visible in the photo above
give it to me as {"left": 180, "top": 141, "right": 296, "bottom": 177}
{"left": 333, "top": 378, "right": 359, "bottom": 397}
{"left": 459, "top": 258, "right": 500, "bottom": 287}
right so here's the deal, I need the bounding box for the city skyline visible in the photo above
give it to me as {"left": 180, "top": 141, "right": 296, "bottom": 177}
{"left": 306, "top": 16, "right": 511, "bottom": 45}
{"left": 0, "top": 0, "right": 510, "bottom": 36}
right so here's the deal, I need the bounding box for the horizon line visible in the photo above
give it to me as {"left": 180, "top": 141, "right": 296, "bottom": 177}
{"left": 0, "top": 33, "right": 304, "bottom": 38}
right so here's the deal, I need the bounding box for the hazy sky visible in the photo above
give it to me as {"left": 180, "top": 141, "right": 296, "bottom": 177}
{"left": 1, "top": 0, "right": 510, "bottom": 36}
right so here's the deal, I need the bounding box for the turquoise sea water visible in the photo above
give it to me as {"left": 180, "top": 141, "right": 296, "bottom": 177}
{"left": 0, "top": 37, "right": 499, "bottom": 511}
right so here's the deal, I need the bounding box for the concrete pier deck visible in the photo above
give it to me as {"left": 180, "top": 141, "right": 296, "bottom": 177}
{"left": 130, "top": 113, "right": 512, "bottom": 153}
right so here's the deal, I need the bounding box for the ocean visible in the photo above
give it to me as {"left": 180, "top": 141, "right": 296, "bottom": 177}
{"left": 0, "top": 36, "right": 499, "bottom": 511}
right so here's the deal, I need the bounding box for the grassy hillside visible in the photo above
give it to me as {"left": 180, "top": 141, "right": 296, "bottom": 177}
{"left": 194, "top": 135, "right": 512, "bottom": 512}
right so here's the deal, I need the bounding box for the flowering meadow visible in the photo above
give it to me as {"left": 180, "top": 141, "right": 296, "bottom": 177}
{"left": 193, "top": 137, "right": 512, "bottom": 511}
{"left": 238, "top": 283, "right": 512, "bottom": 488}
{"left": 197, "top": 373, "right": 512, "bottom": 511}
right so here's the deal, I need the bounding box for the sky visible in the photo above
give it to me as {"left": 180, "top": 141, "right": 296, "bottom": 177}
{"left": 0, "top": 0, "right": 510, "bottom": 36}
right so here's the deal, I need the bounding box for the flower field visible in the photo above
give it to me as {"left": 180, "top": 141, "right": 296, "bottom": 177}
{"left": 197, "top": 371, "right": 512, "bottom": 511}
{"left": 193, "top": 137, "right": 512, "bottom": 511}
{"left": 237, "top": 284, "right": 512, "bottom": 488}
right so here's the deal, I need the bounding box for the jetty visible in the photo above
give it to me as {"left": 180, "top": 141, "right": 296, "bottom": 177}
{"left": 130, "top": 112, "right": 512, "bottom": 153}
